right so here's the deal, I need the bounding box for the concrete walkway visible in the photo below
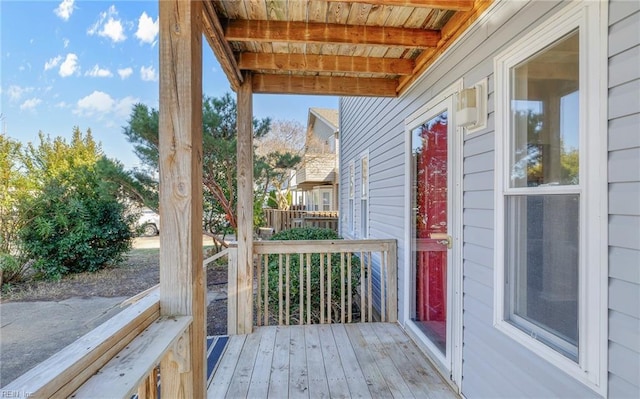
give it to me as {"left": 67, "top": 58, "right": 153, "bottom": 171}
{"left": 0, "top": 296, "right": 126, "bottom": 387}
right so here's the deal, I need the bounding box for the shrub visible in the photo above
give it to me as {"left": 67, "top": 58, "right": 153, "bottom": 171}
{"left": 19, "top": 166, "right": 134, "bottom": 279}
{"left": 264, "top": 227, "right": 361, "bottom": 324}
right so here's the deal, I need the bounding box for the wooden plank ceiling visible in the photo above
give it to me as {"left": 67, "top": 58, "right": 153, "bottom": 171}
{"left": 202, "top": 0, "right": 492, "bottom": 97}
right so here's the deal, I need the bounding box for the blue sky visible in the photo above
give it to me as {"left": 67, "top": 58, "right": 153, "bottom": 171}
{"left": 0, "top": 0, "right": 338, "bottom": 169}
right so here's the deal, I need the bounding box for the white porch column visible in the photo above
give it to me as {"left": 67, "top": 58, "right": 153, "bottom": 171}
{"left": 158, "top": 1, "right": 205, "bottom": 397}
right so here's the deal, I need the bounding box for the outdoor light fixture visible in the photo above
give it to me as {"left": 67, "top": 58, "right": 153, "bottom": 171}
{"left": 457, "top": 78, "right": 488, "bottom": 132}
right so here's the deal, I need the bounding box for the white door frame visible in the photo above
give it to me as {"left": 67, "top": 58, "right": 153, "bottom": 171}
{"left": 403, "top": 79, "right": 464, "bottom": 390}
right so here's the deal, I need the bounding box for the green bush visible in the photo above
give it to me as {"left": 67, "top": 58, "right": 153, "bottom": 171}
{"left": 264, "top": 227, "right": 361, "bottom": 324}
{"left": 19, "top": 166, "right": 134, "bottom": 279}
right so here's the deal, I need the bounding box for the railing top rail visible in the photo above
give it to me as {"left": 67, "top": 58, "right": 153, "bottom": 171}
{"left": 253, "top": 239, "right": 396, "bottom": 255}
{"left": 4, "top": 291, "right": 160, "bottom": 396}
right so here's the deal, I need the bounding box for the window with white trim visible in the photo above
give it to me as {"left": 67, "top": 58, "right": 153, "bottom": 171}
{"left": 494, "top": 1, "right": 606, "bottom": 393}
{"left": 348, "top": 160, "right": 355, "bottom": 235}
{"left": 360, "top": 153, "right": 369, "bottom": 238}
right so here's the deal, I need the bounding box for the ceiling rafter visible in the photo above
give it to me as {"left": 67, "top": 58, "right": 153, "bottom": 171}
{"left": 238, "top": 53, "right": 415, "bottom": 75}
{"left": 252, "top": 74, "right": 398, "bottom": 97}
{"left": 225, "top": 20, "right": 441, "bottom": 49}
{"left": 325, "top": 0, "right": 474, "bottom": 11}
{"left": 201, "top": 2, "right": 243, "bottom": 90}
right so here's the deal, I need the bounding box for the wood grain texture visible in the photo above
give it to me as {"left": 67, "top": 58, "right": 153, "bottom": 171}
{"left": 72, "top": 316, "right": 192, "bottom": 398}
{"left": 207, "top": 323, "right": 457, "bottom": 398}
{"left": 238, "top": 52, "right": 415, "bottom": 75}
{"left": 252, "top": 73, "right": 398, "bottom": 96}
{"left": 202, "top": 1, "right": 243, "bottom": 90}
{"left": 158, "top": 1, "right": 205, "bottom": 397}
{"left": 327, "top": 0, "right": 474, "bottom": 11}
{"left": 236, "top": 72, "right": 254, "bottom": 335}
{"left": 225, "top": 20, "right": 440, "bottom": 48}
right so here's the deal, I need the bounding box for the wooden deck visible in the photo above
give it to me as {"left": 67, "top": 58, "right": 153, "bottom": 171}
{"left": 208, "top": 323, "right": 457, "bottom": 398}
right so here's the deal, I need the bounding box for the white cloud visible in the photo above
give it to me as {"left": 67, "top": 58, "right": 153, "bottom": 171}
{"left": 63, "top": 38, "right": 70, "bottom": 48}
{"left": 87, "top": 6, "right": 126, "bottom": 43}
{"left": 54, "top": 0, "right": 74, "bottom": 21}
{"left": 114, "top": 96, "right": 138, "bottom": 119}
{"left": 117, "top": 67, "right": 133, "bottom": 80}
{"left": 135, "top": 12, "right": 158, "bottom": 45}
{"left": 74, "top": 91, "right": 139, "bottom": 120}
{"left": 56, "top": 101, "right": 69, "bottom": 108}
{"left": 59, "top": 53, "right": 79, "bottom": 77}
{"left": 44, "top": 55, "right": 63, "bottom": 71}
{"left": 140, "top": 66, "right": 158, "bottom": 82}
{"left": 20, "top": 98, "right": 42, "bottom": 111}
{"left": 85, "top": 64, "right": 113, "bottom": 78}
{"left": 7, "top": 85, "right": 34, "bottom": 102}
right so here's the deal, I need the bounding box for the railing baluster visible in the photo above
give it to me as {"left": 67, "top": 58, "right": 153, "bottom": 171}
{"left": 361, "top": 251, "right": 365, "bottom": 323}
{"left": 278, "top": 254, "right": 283, "bottom": 326}
{"left": 306, "top": 253, "right": 312, "bottom": 325}
{"left": 380, "top": 251, "right": 386, "bottom": 322}
{"left": 299, "top": 253, "right": 304, "bottom": 325}
{"left": 257, "top": 252, "right": 263, "bottom": 326}
{"left": 327, "top": 252, "right": 332, "bottom": 323}
{"left": 320, "top": 253, "right": 325, "bottom": 324}
{"left": 347, "top": 253, "right": 352, "bottom": 323}
{"left": 368, "top": 251, "right": 373, "bottom": 323}
{"left": 286, "top": 254, "right": 290, "bottom": 325}
{"left": 340, "top": 252, "right": 345, "bottom": 323}
{"left": 264, "top": 254, "right": 269, "bottom": 326}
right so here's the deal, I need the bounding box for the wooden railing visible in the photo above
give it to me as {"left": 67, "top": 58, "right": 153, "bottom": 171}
{"left": 4, "top": 252, "right": 227, "bottom": 398}
{"left": 253, "top": 239, "right": 397, "bottom": 326}
{"left": 263, "top": 209, "right": 339, "bottom": 233}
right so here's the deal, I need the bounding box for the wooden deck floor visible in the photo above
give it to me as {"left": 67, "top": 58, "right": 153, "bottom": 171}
{"left": 208, "top": 322, "right": 457, "bottom": 398}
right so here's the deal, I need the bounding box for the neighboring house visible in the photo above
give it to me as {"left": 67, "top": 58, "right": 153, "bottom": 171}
{"left": 339, "top": 1, "right": 638, "bottom": 398}
{"left": 292, "top": 107, "right": 340, "bottom": 211}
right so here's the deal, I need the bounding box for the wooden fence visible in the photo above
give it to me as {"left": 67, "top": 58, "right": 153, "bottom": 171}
{"left": 263, "top": 209, "right": 339, "bottom": 233}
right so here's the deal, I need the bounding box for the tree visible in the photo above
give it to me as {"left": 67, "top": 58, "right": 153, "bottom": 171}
{"left": 18, "top": 129, "right": 135, "bottom": 279}
{"left": 0, "top": 134, "right": 30, "bottom": 284}
{"left": 123, "top": 94, "right": 273, "bottom": 240}
{"left": 255, "top": 119, "right": 305, "bottom": 210}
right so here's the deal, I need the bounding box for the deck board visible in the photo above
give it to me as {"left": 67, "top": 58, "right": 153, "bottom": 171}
{"left": 288, "top": 325, "right": 310, "bottom": 398}
{"left": 208, "top": 323, "right": 457, "bottom": 398}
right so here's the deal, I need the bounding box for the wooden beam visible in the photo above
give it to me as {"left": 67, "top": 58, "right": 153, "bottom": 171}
{"left": 326, "top": 0, "right": 474, "bottom": 11}
{"left": 202, "top": 1, "right": 243, "bottom": 91}
{"left": 158, "top": 1, "right": 205, "bottom": 397}
{"left": 225, "top": 20, "right": 440, "bottom": 49}
{"left": 236, "top": 72, "right": 254, "bottom": 335}
{"left": 238, "top": 53, "right": 414, "bottom": 75}
{"left": 398, "top": 0, "right": 493, "bottom": 93}
{"left": 252, "top": 74, "right": 398, "bottom": 97}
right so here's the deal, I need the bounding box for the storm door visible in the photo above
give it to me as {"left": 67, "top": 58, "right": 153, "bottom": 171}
{"left": 409, "top": 94, "right": 457, "bottom": 374}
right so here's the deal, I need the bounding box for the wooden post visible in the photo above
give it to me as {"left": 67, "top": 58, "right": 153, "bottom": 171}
{"left": 236, "top": 72, "right": 254, "bottom": 334}
{"left": 158, "top": 1, "right": 205, "bottom": 397}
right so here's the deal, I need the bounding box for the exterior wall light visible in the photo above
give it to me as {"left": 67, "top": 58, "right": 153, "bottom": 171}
{"left": 457, "top": 78, "right": 488, "bottom": 133}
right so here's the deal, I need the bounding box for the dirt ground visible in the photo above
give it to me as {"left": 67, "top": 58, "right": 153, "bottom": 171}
{"left": 0, "top": 245, "right": 228, "bottom": 336}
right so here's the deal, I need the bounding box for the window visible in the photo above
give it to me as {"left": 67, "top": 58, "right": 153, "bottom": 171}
{"left": 348, "top": 161, "right": 355, "bottom": 235}
{"left": 494, "top": 2, "right": 606, "bottom": 393}
{"left": 360, "top": 154, "right": 369, "bottom": 238}
{"left": 322, "top": 191, "right": 331, "bottom": 211}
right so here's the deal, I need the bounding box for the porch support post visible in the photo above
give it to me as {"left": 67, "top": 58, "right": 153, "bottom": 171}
{"left": 236, "top": 72, "right": 254, "bottom": 334}
{"left": 158, "top": 1, "right": 205, "bottom": 397}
